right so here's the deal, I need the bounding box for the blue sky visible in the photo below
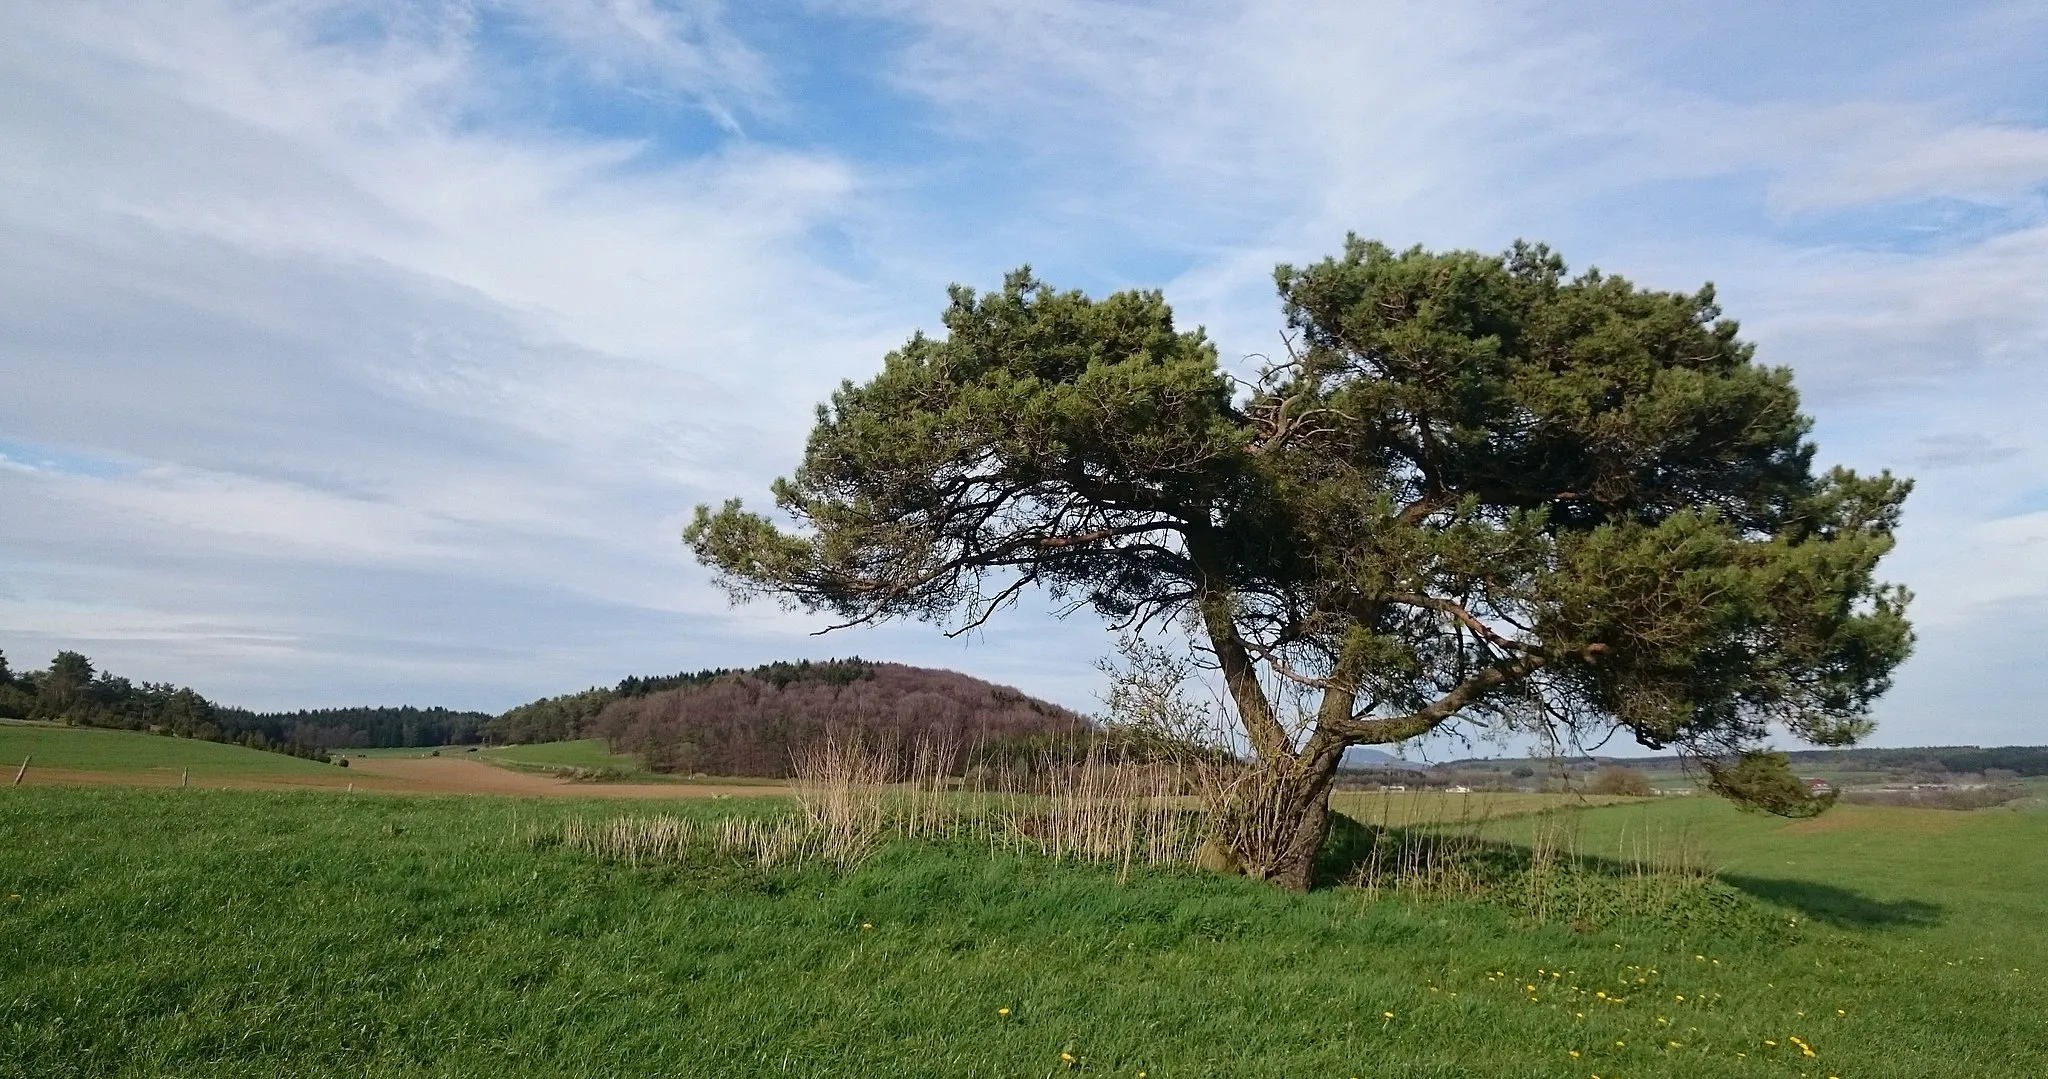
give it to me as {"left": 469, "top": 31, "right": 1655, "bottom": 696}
{"left": 3, "top": 0, "right": 2046, "bottom": 753}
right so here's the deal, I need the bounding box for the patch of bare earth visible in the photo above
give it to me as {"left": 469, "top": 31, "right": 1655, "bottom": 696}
{"left": 345, "top": 757, "right": 787, "bottom": 798}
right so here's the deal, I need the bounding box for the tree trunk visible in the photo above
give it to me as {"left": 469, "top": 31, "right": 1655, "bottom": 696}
{"left": 1266, "top": 741, "right": 1346, "bottom": 892}
{"left": 1212, "top": 740, "right": 1347, "bottom": 892}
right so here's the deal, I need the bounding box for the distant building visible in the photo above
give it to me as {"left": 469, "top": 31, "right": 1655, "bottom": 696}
{"left": 1803, "top": 777, "right": 1835, "bottom": 795}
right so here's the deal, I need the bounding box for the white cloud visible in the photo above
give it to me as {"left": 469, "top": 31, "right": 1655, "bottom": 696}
{"left": 0, "top": 1, "right": 912, "bottom": 705}
{"left": 3, "top": 0, "right": 2046, "bottom": 740}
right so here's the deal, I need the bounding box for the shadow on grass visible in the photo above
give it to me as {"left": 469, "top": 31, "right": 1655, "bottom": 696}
{"left": 1313, "top": 811, "right": 1600, "bottom": 889}
{"left": 1719, "top": 874, "right": 1943, "bottom": 929}
{"left": 1315, "top": 812, "right": 1945, "bottom": 931}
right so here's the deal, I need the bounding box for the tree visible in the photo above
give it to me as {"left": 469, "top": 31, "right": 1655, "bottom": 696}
{"left": 41, "top": 651, "right": 97, "bottom": 721}
{"left": 686, "top": 238, "right": 1913, "bottom": 890}
{"left": 1588, "top": 765, "right": 1654, "bottom": 797}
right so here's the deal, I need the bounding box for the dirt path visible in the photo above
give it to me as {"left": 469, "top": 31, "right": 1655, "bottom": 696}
{"left": 344, "top": 757, "right": 789, "bottom": 798}
{"left": 17, "top": 757, "right": 790, "bottom": 799}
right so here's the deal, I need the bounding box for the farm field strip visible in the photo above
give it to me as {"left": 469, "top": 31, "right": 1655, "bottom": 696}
{"left": 0, "top": 724, "right": 789, "bottom": 798}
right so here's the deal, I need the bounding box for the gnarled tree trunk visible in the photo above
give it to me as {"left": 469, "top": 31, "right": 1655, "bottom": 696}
{"left": 1207, "top": 740, "right": 1348, "bottom": 892}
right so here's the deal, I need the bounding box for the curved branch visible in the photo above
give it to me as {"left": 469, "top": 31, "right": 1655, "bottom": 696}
{"left": 1326, "top": 652, "right": 1547, "bottom": 745}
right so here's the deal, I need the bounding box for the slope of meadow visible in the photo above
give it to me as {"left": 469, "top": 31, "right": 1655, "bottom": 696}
{"left": 2, "top": 786, "right": 2042, "bottom": 1078}
{"left": 0, "top": 721, "right": 344, "bottom": 783}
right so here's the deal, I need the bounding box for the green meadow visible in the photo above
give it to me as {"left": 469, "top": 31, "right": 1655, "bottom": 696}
{"left": 0, "top": 721, "right": 340, "bottom": 782}
{"left": 350, "top": 737, "right": 630, "bottom": 768}
{"left": 350, "top": 738, "right": 746, "bottom": 784}
{"left": 3, "top": 780, "right": 2043, "bottom": 1078}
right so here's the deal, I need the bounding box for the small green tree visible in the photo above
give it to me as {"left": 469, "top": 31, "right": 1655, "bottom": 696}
{"left": 686, "top": 238, "right": 1912, "bottom": 890}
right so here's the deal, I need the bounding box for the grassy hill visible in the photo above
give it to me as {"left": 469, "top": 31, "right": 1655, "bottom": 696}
{"left": 0, "top": 721, "right": 344, "bottom": 782}
{"left": 1, "top": 786, "right": 2041, "bottom": 1077}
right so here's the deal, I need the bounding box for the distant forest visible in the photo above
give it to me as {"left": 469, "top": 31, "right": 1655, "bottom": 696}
{"left": 0, "top": 649, "right": 499, "bottom": 759}
{"left": 0, "top": 650, "right": 1085, "bottom": 774}
{"left": 8, "top": 646, "right": 2042, "bottom": 779}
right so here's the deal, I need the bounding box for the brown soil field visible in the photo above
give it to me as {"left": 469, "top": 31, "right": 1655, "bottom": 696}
{"left": 19, "top": 756, "right": 791, "bottom": 799}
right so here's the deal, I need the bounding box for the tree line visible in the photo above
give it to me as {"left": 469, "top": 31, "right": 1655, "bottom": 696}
{"left": 0, "top": 649, "right": 493, "bottom": 758}
{"left": 1, "top": 649, "right": 1064, "bottom": 771}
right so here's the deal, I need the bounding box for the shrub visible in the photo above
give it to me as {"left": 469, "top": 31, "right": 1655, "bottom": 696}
{"left": 1587, "top": 766, "right": 1653, "bottom": 797}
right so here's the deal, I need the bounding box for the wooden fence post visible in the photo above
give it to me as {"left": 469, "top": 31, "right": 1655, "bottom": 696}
{"left": 11, "top": 756, "right": 27, "bottom": 786}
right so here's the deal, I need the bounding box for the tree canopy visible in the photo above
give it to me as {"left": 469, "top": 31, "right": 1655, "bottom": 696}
{"left": 686, "top": 238, "right": 1913, "bottom": 888}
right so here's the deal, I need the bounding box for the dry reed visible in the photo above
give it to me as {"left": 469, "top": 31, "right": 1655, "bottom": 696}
{"left": 544, "top": 736, "right": 1722, "bottom": 920}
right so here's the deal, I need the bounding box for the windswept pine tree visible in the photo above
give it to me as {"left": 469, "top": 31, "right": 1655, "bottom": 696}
{"left": 687, "top": 238, "right": 1913, "bottom": 889}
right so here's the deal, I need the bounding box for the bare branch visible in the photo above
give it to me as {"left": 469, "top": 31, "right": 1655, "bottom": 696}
{"left": 1385, "top": 593, "right": 1540, "bottom": 655}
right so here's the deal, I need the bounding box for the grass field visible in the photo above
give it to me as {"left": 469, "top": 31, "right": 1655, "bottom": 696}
{"left": 351, "top": 738, "right": 650, "bottom": 772}
{"left": 1330, "top": 788, "right": 1638, "bottom": 827}
{"left": 2, "top": 786, "right": 2042, "bottom": 1078}
{"left": 0, "top": 721, "right": 342, "bottom": 783}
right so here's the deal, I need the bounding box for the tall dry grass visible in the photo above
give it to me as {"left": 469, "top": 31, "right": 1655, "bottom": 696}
{"left": 547, "top": 735, "right": 1202, "bottom": 878}
{"left": 992, "top": 750, "right": 1200, "bottom": 881}
{"left": 547, "top": 735, "right": 1723, "bottom": 923}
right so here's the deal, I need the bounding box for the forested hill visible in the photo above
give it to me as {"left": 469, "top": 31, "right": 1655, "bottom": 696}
{"left": 589, "top": 660, "right": 1087, "bottom": 777}
{"left": 485, "top": 658, "right": 880, "bottom": 745}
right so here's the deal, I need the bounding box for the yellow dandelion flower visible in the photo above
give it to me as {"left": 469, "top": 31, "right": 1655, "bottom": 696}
{"left": 1576, "top": 1012, "right": 1586, "bottom": 1019}
{"left": 1695, "top": 954, "right": 1705, "bottom": 961}
{"left": 1837, "top": 1009, "right": 1846, "bottom": 1016}
{"left": 860, "top": 923, "right": 873, "bottom": 930}
{"left": 1060, "top": 1052, "right": 1074, "bottom": 1063}
{"left": 1675, "top": 995, "right": 1685, "bottom": 1001}
{"left": 998, "top": 1008, "right": 1010, "bottom": 1017}
{"left": 1596, "top": 991, "right": 1608, "bottom": 999}
{"left": 1569, "top": 1050, "right": 1580, "bottom": 1059}
{"left": 1668, "top": 1041, "right": 1682, "bottom": 1049}
{"left": 1383, "top": 1012, "right": 1395, "bottom": 1020}
{"left": 1615, "top": 1040, "right": 1626, "bottom": 1048}
{"left": 1765, "top": 1040, "right": 1778, "bottom": 1047}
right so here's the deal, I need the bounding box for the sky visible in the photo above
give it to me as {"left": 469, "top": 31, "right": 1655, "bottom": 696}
{"left": 2, "top": 0, "right": 2046, "bottom": 752}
